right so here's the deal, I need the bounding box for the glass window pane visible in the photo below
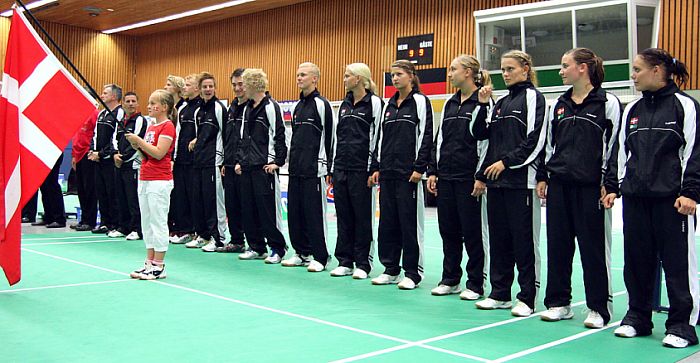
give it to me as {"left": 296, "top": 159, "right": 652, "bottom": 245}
{"left": 576, "top": 4, "right": 628, "bottom": 61}
{"left": 480, "top": 19, "right": 521, "bottom": 71}
{"left": 636, "top": 6, "right": 655, "bottom": 52}
{"left": 523, "top": 12, "right": 573, "bottom": 67}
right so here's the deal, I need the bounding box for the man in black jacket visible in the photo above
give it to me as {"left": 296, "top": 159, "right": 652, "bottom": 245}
{"left": 88, "top": 84, "right": 124, "bottom": 234}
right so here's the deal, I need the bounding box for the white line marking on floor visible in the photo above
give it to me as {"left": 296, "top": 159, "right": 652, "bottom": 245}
{"left": 21, "top": 235, "right": 112, "bottom": 241}
{"left": 334, "top": 290, "right": 628, "bottom": 362}
{"left": 491, "top": 321, "right": 622, "bottom": 362}
{"left": 0, "top": 278, "right": 133, "bottom": 294}
{"left": 21, "top": 247, "right": 489, "bottom": 363}
{"left": 23, "top": 240, "right": 121, "bottom": 246}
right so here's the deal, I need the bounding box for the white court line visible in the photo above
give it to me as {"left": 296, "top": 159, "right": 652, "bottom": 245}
{"left": 0, "top": 279, "right": 133, "bottom": 293}
{"left": 491, "top": 320, "right": 622, "bottom": 362}
{"left": 21, "top": 235, "right": 112, "bottom": 241}
{"left": 21, "top": 247, "right": 489, "bottom": 363}
{"left": 23, "top": 240, "right": 119, "bottom": 246}
{"left": 333, "top": 290, "right": 628, "bottom": 363}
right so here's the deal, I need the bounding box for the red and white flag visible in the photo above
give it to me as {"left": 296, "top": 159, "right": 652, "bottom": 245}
{"left": 0, "top": 9, "right": 96, "bottom": 285}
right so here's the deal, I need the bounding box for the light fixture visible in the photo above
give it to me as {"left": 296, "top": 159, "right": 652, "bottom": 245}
{"left": 0, "top": 0, "right": 59, "bottom": 17}
{"left": 101, "top": 0, "right": 255, "bottom": 34}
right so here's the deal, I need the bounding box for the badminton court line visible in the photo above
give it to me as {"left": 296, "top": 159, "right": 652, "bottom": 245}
{"left": 331, "top": 290, "right": 628, "bottom": 363}
{"left": 21, "top": 235, "right": 112, "bottom": 241}
{"left": 490, "top": 320, "right": 622, "bottom": 362}
{"left": 23, "top": 239, "right": 120, "bottom": 246}
{"left": 20, "top": 247, "right": 489, "bottom": 363}
{"left": 0, "top": 279, "right": 133, "bottom": 294}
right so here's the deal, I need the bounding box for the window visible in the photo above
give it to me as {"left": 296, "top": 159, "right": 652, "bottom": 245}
{"left": 524, "top": 12, "right": 573, "bottom": 67}
{"left": 575, "top": 4, "right": 629, "bottom": 61}
{"left": 479, "top": 18, "right": 521, "bottom": 71}
{"left": 636, "top": 6, "right": 655, "bottom": 52}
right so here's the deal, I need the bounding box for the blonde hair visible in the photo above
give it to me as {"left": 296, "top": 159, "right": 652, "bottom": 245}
{"left": 166, "top": 75, "right": 185, "bottom": 93}
{"left": 298, "top": 62, "right": 320, "bottom": 78}
{"left": 151, "top": 89, "right": 177, "bottom": 121}
{"left": 346, "top": 63, "right": 377, "bottom": 94}
{"left": 502, "top": 50, "right": 538, "bottom": 86}
{"left": 184, "top": 73, "right": 202, "bottom": 89}
{"left": 242, "top": 68, "right": 269, "bottom": 93}
{"left": 453, "top": 54, "right": 492, "bottom": 87}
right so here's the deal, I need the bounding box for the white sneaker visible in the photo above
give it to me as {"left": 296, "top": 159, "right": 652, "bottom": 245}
{"left": 107, "top": 230, "right": 125, "bottom": 238}
{"left": 459, "top": 289, "right": 482, "bottom": 300}
{"left": 125, "top": 231, "right": 141, "bottom": 241}
{"left": 130, "top": 261, "right": 150, "bottom": 279}
{"left": 614, "top": 325, "right": 637, "bottom": 338}
{"left": 330, "top": 266, "right": 353, "bottom": 277}
{"left": 238, "top": 249, "right": 268, "bottom": 260}
{"left": 307, "top": 260, "right": 326, "bottom": 272}
{"left": 398, "top": 277, "right": 419, "bottom": 290}
{"left": 663, "top": 334, "right": 690, "bottom": 348}
{"left": 264, "top": 249, "right": 283, "bottom": 264}
{"left": 281, "top": 254, "right": 310, "bottom": 267}
{"left": 583, "top": 310, "right": 605, "bottom": 328}
{"left": 541, "top": 306, "right": 574, "bottom": 322}
{"left": 171, "top": 234, "right": 193, "bottom": 244}
{"left": 201, "top": 240, "right": 217, "bottom": 252}
{"left": 371, "top": 273, "right": 400, "bottom": 285}
{"left": 352, "top": 269, "right": 369, "bottom": 279}
{"left": 185, "top": 237, "right": 205, "bottom": 249}
{"left": 475, "top": 298, "right": 512, "bottom": 310}
{"left": 511, "top": 300, "right": 534, "bottom": 317}
{"left": 431, "top": 284, "right": 461, "bottom": 296}
{"left": 169, "top": 235, "right": 178, "bottom": 243}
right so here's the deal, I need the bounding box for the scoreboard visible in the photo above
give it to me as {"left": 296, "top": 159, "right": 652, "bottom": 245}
{"left": 396, "top": 33, "right": 434, "bottom": 65}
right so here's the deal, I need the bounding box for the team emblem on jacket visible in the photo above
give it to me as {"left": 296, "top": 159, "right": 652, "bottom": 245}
{"left": 557, "top": 107, "right": 565, "bottom": 119}
{"left": 385, "top": 111, "right": 391, "bottom": 117}
{"left": 630, "top": 117, "right": 639, "bottom": 129}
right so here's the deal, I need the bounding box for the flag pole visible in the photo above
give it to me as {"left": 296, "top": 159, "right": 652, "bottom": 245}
{"left": 14, "top": 0, "right": 121, "bottom": 122}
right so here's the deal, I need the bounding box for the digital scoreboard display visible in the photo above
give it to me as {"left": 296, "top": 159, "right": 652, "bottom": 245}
{"left": 396, "top": 33, "right": 434, "bottom": 65}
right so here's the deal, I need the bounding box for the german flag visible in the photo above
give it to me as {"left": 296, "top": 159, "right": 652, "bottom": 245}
{"left": 384, "top": 67, "right": 446, "bottom": 98}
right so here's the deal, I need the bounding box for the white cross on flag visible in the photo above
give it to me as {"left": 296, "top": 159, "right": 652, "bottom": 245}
{"left": 0, "top": 9, "right": 96, "bottom": 285}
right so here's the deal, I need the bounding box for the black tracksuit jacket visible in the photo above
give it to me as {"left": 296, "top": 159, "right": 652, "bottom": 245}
{"left": 193, "top": 96, "right": 227, "bottom": 168}
{"left": 174, "top": 96, "right": 202, "bottom": 164}
{"left": 237, "top": 95, "right": 287, "bottom": 170}
{"left": 116, "top": 112, "right": 148, "bottom": 167}
{"left": 91, "top": 106, "right": 125, "bottom": 160}
{"left": 289, "top": 89, "right": 334, "bottom": 178}
{"left": 332, "top": 91, "right": 384, "bottom": 174}
{"left": 223, "top": 98, "right": 244, "bottom": 168}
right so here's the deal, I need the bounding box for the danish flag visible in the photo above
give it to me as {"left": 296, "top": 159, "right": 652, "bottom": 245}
{"left": 0, "top": 9, "right": 96, "bottom": 285}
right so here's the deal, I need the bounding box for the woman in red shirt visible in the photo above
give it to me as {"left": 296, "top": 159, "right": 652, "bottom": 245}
{"left": 125, "top": 89, "right": 177, "bottom": 280}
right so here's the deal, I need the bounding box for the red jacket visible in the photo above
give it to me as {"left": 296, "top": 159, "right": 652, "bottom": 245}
{"left": 72, "top": 109, "right": 99, "bottom": 160}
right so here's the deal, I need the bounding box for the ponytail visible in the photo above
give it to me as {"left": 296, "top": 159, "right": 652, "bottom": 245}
{"left": 565, "top": 48, "right": 605, "bottom": 88}
{"left": 391, "top": 60, "right": 421, "bottom": 91}
{"left": 638, "top": 48, "right": 690, "bottom": 87}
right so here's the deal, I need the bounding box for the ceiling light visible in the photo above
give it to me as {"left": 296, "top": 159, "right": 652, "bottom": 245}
{"left": 0, "top": 0, "right": 59, "bottom": 17}
{"left": 101, "top": 0, "right": 254, "bottom": 34}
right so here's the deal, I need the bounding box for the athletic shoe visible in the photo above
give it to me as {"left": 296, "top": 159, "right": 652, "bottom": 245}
{"left": 168, "top": 235, "right": 178, "bottom": 243}
{"left": 431, "top": 284, "right": 461, "bottom": 296}
{"left": 140, "top": 264, "right": 166, "bottom": 280}
{"left": 239, "top": 249, "right": 268, "bottom": 260}
{"left": 614, "top": 325, "right": 637, "bottom": 338}
{"left": 91, "top": 225, "right": 109, "bottom": 234}
{"left": 459, "top": 289, "right": 482, "bottom": 300}
{"left": 511, "top": 300, "right": 534, "bottom": 317}
{"left": 663, "top": 334, "right": 690, "bottom": 348}
{"left": 584, "top": 310, "right": 605, "bottom": 328}
{"left": 46, "top": 222, "right": 66, "bottom": 228}
{"left": 398, "top": 277, "right": 419, "bottom": 290}
{"left": 108, "top": 230, "right": 125, "bottom": 238}
{"left": 264, "top": 249, "right": 283, "bottom": 264}
{"left": 307, "top": 260, "right": 326, "bottom": 272}
{"left": 281, "top": 254, "right": 310, "bottom": 267}
{"left": 475, "top": 298, "right": 512, "bottom": 310}
{"left": 541, "top": 306, "right": 574, "bottom": 322}
{"left": 352, "top": 269, "right": 369, "bottom": 280}
{"left": 330, "top": 266, "right": 353, "bottom": 277}
{"left": 171, "top": 234, "right": 194, "bottom": 245}
{"left": 201, "top": 240, "right": 217, "bottom": 252}
{"left": 75, "top": 224, "right": 93, "bottom": 232}
{"left": 130, "top": 262, "right": 150, "bottom": 279}
{"left": 371, "top": 273, "right": 400, "bottom": 285}
{"left": 185, "top": 237, "right": 206, "bottom": 249}
{"left": 125, "top": 231, "right": 141, "bottom": 241}
{"left": 216, "top": 243, "right": 246, "bottom": 253}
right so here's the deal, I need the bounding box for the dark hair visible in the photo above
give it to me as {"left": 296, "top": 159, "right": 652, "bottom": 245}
{"left": 565, "top": 48, "right": 605, "bottom": 88}
{"left": 230, "top": 68, "right": 246, "bottom": 82}
{"left": 638, "top": 48, "right": 690, "bottom": 87}
{"left": 391, "top": 60, "right": 420, "bottom": 90}
{"left": 124, "top": 91, "right": 138, "bottom": 100}
{"left": 198, "top": 72, "right": 217, "bottom": 89}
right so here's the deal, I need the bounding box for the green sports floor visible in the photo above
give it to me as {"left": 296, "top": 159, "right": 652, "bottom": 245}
{"left": 2, "top": 209, "right": 700, "bottom": 363}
